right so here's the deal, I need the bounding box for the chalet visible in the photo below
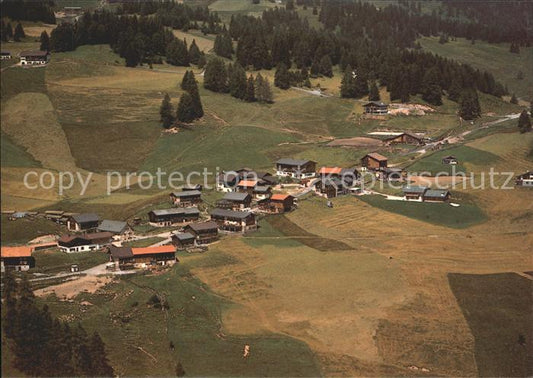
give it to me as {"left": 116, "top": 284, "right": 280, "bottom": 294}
{"left": 269, "top": 194, "right": 295, "bottom": 213}
{"left": 253, "top": 185, "right": 272, "bottom": 200}
{"left": 442, "top": 155, "right": 458, "bottom": 165}
{"left": 384, "top": 133, "right": 423, "bottom": 146}
{"left": 58, "top": 232, "right": 113, "bottom": 253}
{"left": 515, "top": 171, "right": 533, "bottom": 187}
{"left": 64, "top": 6, "right": 82, "bottom": 15}
{"left": 382, "top": 167, "right": 403, "bottom": 182}
{"left": 361, "top": 153, "right": 388, "bottom": 170}
{"left": 313, "top": 177, "right": 347, "bottom": 198}
{"left": 172, "top": 232, "right": 196, "bottom": 249}
{"left": 1, "top": 51, "right": 12, "bottom": 60}
{"left": 255, "top": 171, "right": 278, "bottom": 186}
{"left": 170, "top": 190, "right": 202, "bottom": 207}
{"left": 97, "top": 220, "right": 133, "bottom": 241}
{"left": 20, "top": 50, "right": 50, "bottom": 65}
{"left": 216, "top": 172, "right": 239, "bottom": 192}
{"left": 402, "top": 186, "right": 428, "bottom": 201}
{"left": 184, "top": 221, "right": 219, "bottom": 244}
{"left": 45, "top": 210, "right": 64, "bottom": 222}
{"left": 148, "top": 208, "right": 199, "bottom": 227}
{"left": 363, "top": 101, "right": 389, "bottom": 115}
{"left": 67, "top": 213, "right": 99, "bottom": 232}
{"left": 210, "top": 209, "right": 257, "bottom": 233}
{"left": 423, "top": 189, "right": 451, "bottom": 202}
{"left": 1, "top": 246, "right": 35, "bottom": 272}
{"left": 109, "top": 245, "right": 176, "bottom": 270}
{"left": 218, "top": 192, "right": 252, "bottom": 210}
{"left": 340, "top": 168, "right": 360, "bottom": 185}
{"left": 276, "top": 159, "right": 317, "bottom": 179}
{"left": 318, "top": 167, "right": 342, "bottom": 177}
{"left": 182, "top": 184, "right": 203, "bottom": 191}
{"left": 236, "top": 180, "right": 258, "bottom": 195}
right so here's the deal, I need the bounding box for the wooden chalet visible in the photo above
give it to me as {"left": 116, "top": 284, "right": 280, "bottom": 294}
{"left": 184, "top": 221, "right": 219, "bottom": 244}
{"left": 515, "top": 171, "right": 533, "bottom": 187}
{"left": 275, "top": 159, "right": 317, "bottom": 179}
{"left": 253, "top": 185, "right": 272, "bottom": 200}
{"left": 210, "top": 209, "right": 257, "bottom": 233}
{"left": 402, "top": 186, "right": 428, "bottom": 201}
{"left": 170, "top": 190, "right": 202, "bottom": 207}
{"left": 171, "top": 232, "right": 196, "bottom": 249}
{"left": 267, "top": 194, "right": 295, "bottom": 213}
{"left": 148, "top": 208, "right": 199, "bottom": 227}
{"left": 58, "top": 232, "right": 113, "bottom": 253}
{"left": 384, "top": 133, "right": 423, "bottom": 146}
{"left": 361, "top": 153, "right": 388, "bottom": 170}
{"left": 442, "top": 155, "right": 458, "bottom": 165}
{"left": 216, "top": 172, "right": 239, "bottom": 192}
{"left": 1, "top": 246, "right": 35, "bottom": 272}
{"left": 363, "top": 101, "right": 389, "bottom": 115}
{"left": 20, "top": 50, "right": 50, "bottom": 65}
{"left": 109, "top": 245, "right": 177, "bottom": 270}
{"left": 422, "top": 189, "right": 451, "bottom": 202}
{"left": 1, "top": 51, "right": 12, "bottom": 60}
{"left": 318, "top": 167, "right": 342, "bottom": 177}
{"left": 218, "top": 192, "right": 252, "bottom": 210}
{"left": 313, "top": 177, "right": 348, "bottom": 198}
{"left": 97, "top": 220, "right": 133, "bottom": 241}
{"left": 382, "top": 167, "right": 404, "bottom": 182}
{"left": 67, "top": 213, "right": 99, "bottom": 232}
{"left": 236, "top": 180, "right": 258, "bottom": 195}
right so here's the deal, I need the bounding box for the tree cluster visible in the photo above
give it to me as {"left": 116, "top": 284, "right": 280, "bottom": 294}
{"left": 518, "top": 110, "right": 531, "bottom": 134}
{"left": 2, "top": 273, "right": 114, "bottom": 377}
{"left": 1, "top": 0, "right": 56, "bottom": 24}
{"left": 177, "top": 70, "right": 204, "bottom": 123}
{"left": 1, "top": 21, "right": 24, "bottom": 42}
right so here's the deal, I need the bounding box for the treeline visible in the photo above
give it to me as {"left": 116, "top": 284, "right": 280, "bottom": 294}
{"left": 117, "top": 0, "right": 223, "bottom": 34}
{"left": 50, "top": 10, "right": 206, "bottom": 67}
{"left": 1, "top": 0, "right": 56, "bottom": 24}
{"left": 2, "top": 272, "right": 114, "bottom": 377}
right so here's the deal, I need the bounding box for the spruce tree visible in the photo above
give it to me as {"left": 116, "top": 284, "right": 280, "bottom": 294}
{"left": 340, "top": 65, "right": 357, "bottom": 98}
{"left": 181, "top": 70, "right": 196, "bottom": 92}
{"left": 368, "top": 81, "right": 380, "bottom": 101}
{"left": 160, "top": 93, "right": 175, "bottom": 128}
{"left": 518, "top": 109, "right": 532, "bottom": 133}
{"left": 176, "top": 92, "right": 196, "bottom": 123}
{"left": 421, "top": 67, "right": 443, "bottom": 105}
{"left": 448, "top": 78, "right": 462, "bottom": 102}
{"left": 189, "top": 86, "right": 204, "bottom": 119}
{"left": 89, "top": 332, "right": 114, "bottom": 377}
{"left": 204, "top": 57, "right": 228, "bottom": 93}
{"left": 458, "top": 89, "right": 481, "bottom": 120}
{"left": 13, "top": 23, "right": 25, "bottom": 41}
{"left": 274, "top": 63, "right": 290, "bottom": 90}
{"left": 229, "top": 63, "right": 247, "bottom": 99}
{"left": 245, "top": 75, "right": 256, "bottom": 102}
{"left": 40, "top": 30, "right": 50, "bottom": 51}
{"left": 188, "top": 39, "right": 201, "bottom": 65}
{"left": 510, "top": 93, "right": 518, "bottom": 104}
{"left": 319, "top": 55, "right": 333, "bottom": 77}
{"left": 255, "top": 73, "right": 273, "bottom": 103}
{"left": 166, "top": 39, "right": 189, "bottom": 66}
{"left": 353, "top": 70, "right": 369, "bottom": 98}
{"left": 197, "top": 53, "right": 207, "bottom": 69}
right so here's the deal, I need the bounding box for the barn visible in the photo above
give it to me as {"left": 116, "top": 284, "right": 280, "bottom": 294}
{"left": 361, "top": 153, "right": 388, "bottom": 170}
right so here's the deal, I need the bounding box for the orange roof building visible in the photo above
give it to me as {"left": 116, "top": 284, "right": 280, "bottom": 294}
{"left": 1, "top": 246, "right": 35, "bottom": 272}
{"left": 131, "top": 245, "right": 176, "bottom": 256}
{"left": 270, "top": 194, "right": 292, "bottom": 201}
{"left": 319, "top": 167, "right": 342, "bottom": 175}
{"left": 237, "top": 180, "right": 258, "bottom": 188}
{"left": 1, "top": 246, "right": 33, "bottom": 258}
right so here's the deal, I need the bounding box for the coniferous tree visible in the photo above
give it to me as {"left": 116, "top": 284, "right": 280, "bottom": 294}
{"left": 40, "top": 30, "right": 50, "bottom": 51}
{"left": 89, "top": 332, "right": 114, "bottom": 377}
{"left": 369, "top": 81, "right": 380, "bottom": 101}
{"left": 176, "top": 362, "right": 186, "bottom": 377}
{"left": 160, "top": 93, "right": 175, "bottom": 128}
{"left": 340, "top": 65, "right": 357, "bottom": 98}
{"left": 310, "top": 57, "right": 321, "bottom": 77}
{"left": 274, "top": 63, "right": 291, "bottom": 90}
{"left": 458, "top": 88, "right": 481, "bottom": 120}
{"left": 517, "top": 109, "right": 532, "bottom": 133}
{"left": 214, "top": 32, "right": 233, "bottom": 58}
{"left": 197, "top": 53, "right": 207, "bottom": 69}
{"left": 181, "top": 70, "right": 196, "bottom": 92}
{"left": 448, "top": 78, "right": 462, "bottom": 102}
{"left": 188, "top": 39, "right": 201, "bottom": 65}
{"left": 229, "top": 63, "right": 247, "bottom": 100}
{"left": 13, "top": 23, "right": 25, "bottom": 41}
{"left": 176, "top": 92, "right": 196, "bottom": 123}
{"left": 510, "top": 93, "right": 518, "bottom": 104}
{"left": 166, "top": 39, "right": 189, "bottom": 66}
{"left": 245, "top": 75, "right": 256, "bottom": 102}
{"left": 319, "top": 55, "right": 333, "bottom": 77}
{"left": 353, "top": 70, "right": 369, "bottom": 98}
{"left": 255, "top": 73, "right": 273, "bottom": 103}
{"left": 421, "top": 67, "right": 443, "bottom": 105}
{"left": 204, "top": 57, "right": 229, "bottom": 93}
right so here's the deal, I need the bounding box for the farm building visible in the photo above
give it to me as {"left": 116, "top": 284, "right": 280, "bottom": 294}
{"left": 255, "top": 171, "right": 278, "bottom": 186}
{"left": 171, "top": 232, "right": 196, "bottom": 249}
{"left": 384, "top": 133, "right": 423, "bottom": 145}
{"left": 148, "top": 208, "right": 199, "bottom": 227}
{"left": 67, "top": 213, "right": 99, "bottom": 232}
{"left": 442, "top": 155, "right": 458, "bottom": 165}
{"left": 313, "top": 177, "right": 349, "bottom": 198}
{"left": 382, "top": 167, "right": 404, "bottom": 182}
{"left": 423, "top": 189, "right": 451, "bottom": 202}
{"left": 108, "top": 245, "right": 176, "bottom": 270}
{"left": 253, "top": 185, "right": 272, "bottom": 200}
{"left": 515, "top": 171, "right": 533, "bottom": 187}
{"left": 58, "top": 232, "right": 114, "bottom": 253}
{"left": 361, "top": 153, "right": 388, "bottom": 170}
{"left": 1, "top": 51, "right": 12, "bottom": 60}
{"left": 276, "top": 159, "right": 317, "bottom": 179}
{"left": 216, "top": 172, "right": 239, "bottom": 192}
{"left": 210, "top": 209, "right": 257, "bottom": 233}
{"left": 218, "top": 192, "right": 252, "bottom": 210}
{"left": 1, "top": 246, "right": 35, "bottom": 272}
{"left": 259, "top": 194, "right": 295, "bottom": 213}
{"left": 20, "top": 50, "right": 50, "bottom": 65}
{"left": 402, "top": 186, "right": 428, "bottom": 201}
{"left": 97, "top": 220, "right": 133, "bottom": 241}
{"left": 184, "top": 221, "right": 219, "bottom": 244}
{"left": 236, "top": 180, "right": 258, "bottom": 195}
{"left": 363, "top": 101, "right": 389, "bottom": 115}
{"left": 182, "top": 184, "right": 203, "bottom": 191}
{"left": 170, "top": 190, "right": 202, "bottom": 207}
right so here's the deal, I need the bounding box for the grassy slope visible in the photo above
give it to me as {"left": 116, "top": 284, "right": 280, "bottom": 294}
{"left": 32, "top": 249, "right": 109, "bottom": 274}
{"left": 1, "top": 132, "right": 42, "bottom": 168}
{"left": 419, "top": 36, "right": 533, "bottom": 101}
{"left": 0, "top": 215, "right": 62, "bottom": 246}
